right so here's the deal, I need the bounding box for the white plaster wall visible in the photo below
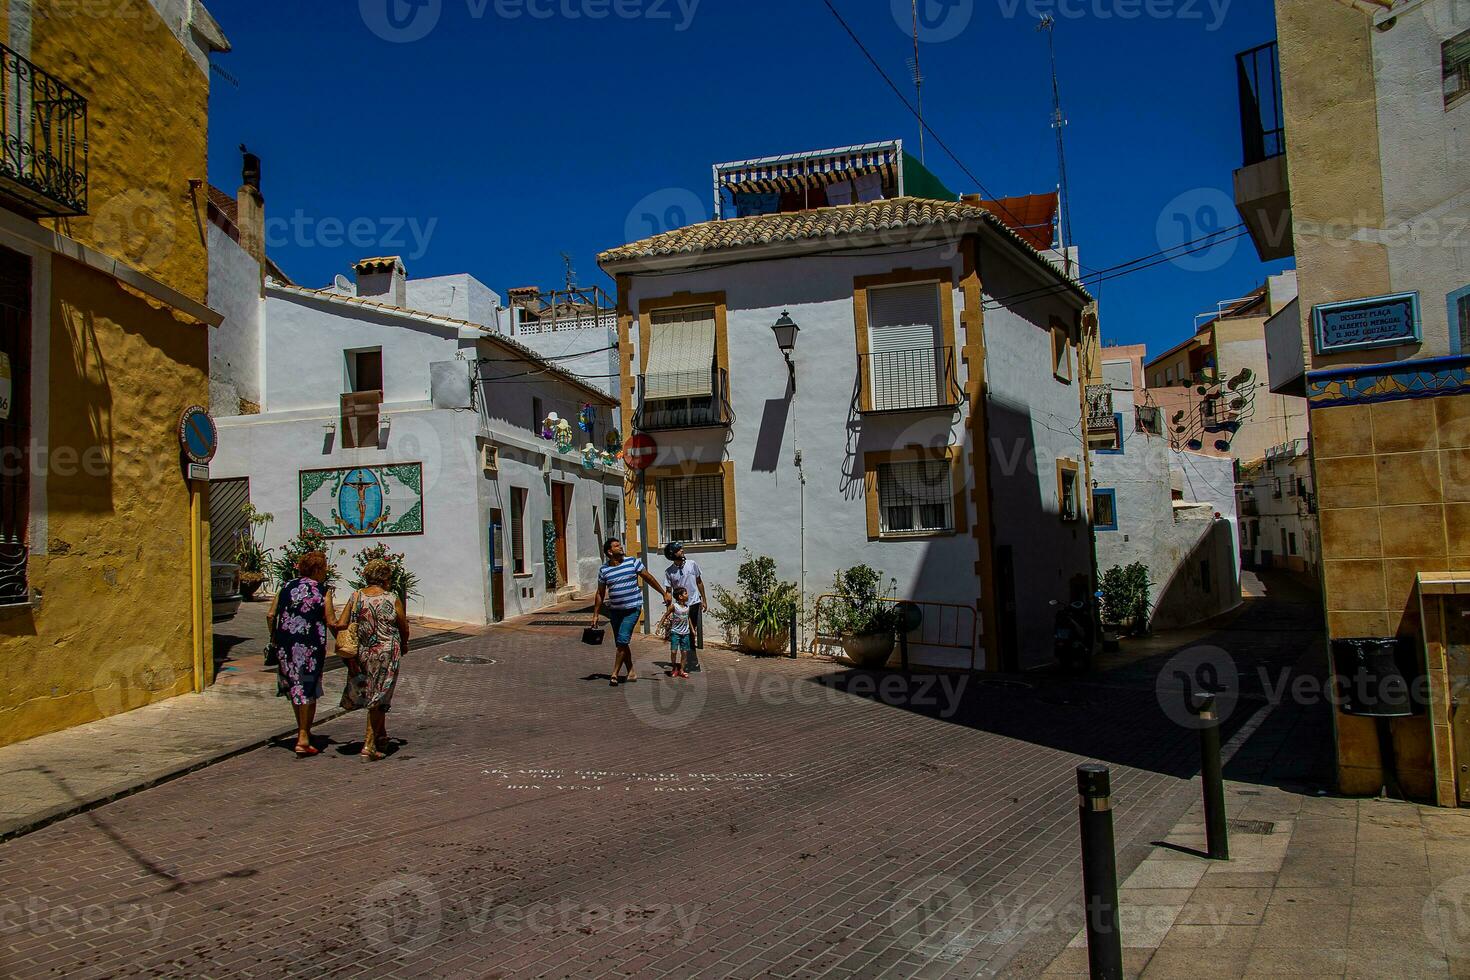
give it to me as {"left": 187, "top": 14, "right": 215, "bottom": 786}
{"left": 624, "top": 237, "right": 1092, "bottom": 670}
{"left": 404, "top": 274, "right": 501, "bottom": 329}
{"left": 212, "top": 404, "right": 491, "bottom": 623}
{"left": 261, "top": 290, "right": 472, "bottom": 413}
{"left": 206, "top": 223, "right": 262, "bottom": 414}
{"left": 514, "top": 326, "right": 619, "bottom": 397}
{"left": 1090, "top": 359, "right": 1241, "bottom": 628}
{"left": 1372, "top": 0, "right": 1470, "bottom": 354}
{"left": 978, "top": 240, "right": 1098, "bottom": 666}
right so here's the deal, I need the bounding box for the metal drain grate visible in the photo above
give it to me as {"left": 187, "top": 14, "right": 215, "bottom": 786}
{"left": 977, "top": 679, "right": 1034, "bottom": 691}
{"left": 1227, "top": 819, "right": 1276, "bottom": 835}
{"left": 440, "top": 655, "right": 496, "bottom": 665}
{"left": 528, "top": 619, "right": 593, "bottom": 627}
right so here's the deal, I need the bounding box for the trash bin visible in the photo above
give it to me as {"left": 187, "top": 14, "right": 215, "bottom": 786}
{"left": 1330, "top": 636, "right": 1423, "bottom": 718}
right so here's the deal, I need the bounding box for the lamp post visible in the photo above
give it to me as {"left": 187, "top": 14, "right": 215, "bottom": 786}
{"left": 772, "top": 310, "right": 805, "bottom": 654}
{"left": 771, "top": 310, "right": 800, "bottom": 388}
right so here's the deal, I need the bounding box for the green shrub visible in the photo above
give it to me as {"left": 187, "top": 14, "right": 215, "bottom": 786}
{"left": 233, "top": 503, "right": 275, "bottom": 576}
{"left": 270, "top": 529, "right": 341, "bottom": 588}
{"left": 820, "top": 564, "right": 899, "bottom": 636}
{"left": 348, "top": 543, "right": 420, "bottom": 605}
{"left": 1100, "top": 562, "right": 1151, "bottom": 633}
{"left": 710, "top": 553, "right": 800, "bottom": 646}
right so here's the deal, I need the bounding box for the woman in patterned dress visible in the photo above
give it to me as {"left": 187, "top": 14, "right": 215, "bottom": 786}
{"left": 336, "top": 558, "right": 410, "bottom": 761}
{"left": 267, "top": 551, "right": 338, "bottom": 758}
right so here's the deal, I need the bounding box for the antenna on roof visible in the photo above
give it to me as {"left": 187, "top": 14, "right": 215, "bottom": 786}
{"left": 561, "top": 252, "right": 577, "bottom": 292}
{"left": 909, "top": 0, "right": 926, "bottom": 165}
{"left": 1037, "top": 14, "right": 1074, "bottom": 278}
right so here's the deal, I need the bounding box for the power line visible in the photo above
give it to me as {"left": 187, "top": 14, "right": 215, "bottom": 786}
{"left": 816, "top": 0, "right": 1249, "bottom": 307}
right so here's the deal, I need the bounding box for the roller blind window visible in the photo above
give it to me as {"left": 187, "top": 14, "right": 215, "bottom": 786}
{"left": 645, "top": 306, "right": 716, "bottom": 400}
{"left": 867, "top": 283, "right": 941, "bottom": 411}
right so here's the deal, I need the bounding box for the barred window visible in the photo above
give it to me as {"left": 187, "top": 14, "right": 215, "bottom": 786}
{"left": 1445, "top": 27, "right": 1470, "bottom": 109}
{"left": 877, "top": 459, "right": 953, "bottom": 534}
{"left": 657, "top": 474, "right": 726, "bottom": 544}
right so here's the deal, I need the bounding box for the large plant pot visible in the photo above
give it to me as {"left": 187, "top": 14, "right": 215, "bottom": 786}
{"left": 240, "top": 574, "right": 264, "bottom": 601}
{"left": 740, "top": 628, "right": 791, "bottom": 656}
{"left": 842, "top": 631, "right": 896, "bottom": 668}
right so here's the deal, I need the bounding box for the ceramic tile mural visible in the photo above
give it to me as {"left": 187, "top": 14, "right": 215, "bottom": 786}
{"left": 1307, "top": 355, "right": 1470, "bottom": 407}
{"left": 299, "top": 463, "right": 424, "bottom": 538}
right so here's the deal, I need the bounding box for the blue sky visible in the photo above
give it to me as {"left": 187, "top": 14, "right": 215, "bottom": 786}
{"left": 205, "top": 0, "right": 1290, "bottom": 357}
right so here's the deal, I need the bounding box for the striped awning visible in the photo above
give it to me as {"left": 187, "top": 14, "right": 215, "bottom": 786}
{"left": 717, "top": 144, "right": 900, "bottom": 196}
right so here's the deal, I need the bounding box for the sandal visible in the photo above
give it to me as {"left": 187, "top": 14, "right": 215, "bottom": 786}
{"left": 360, "top": 750, "right": 385, "bottom": 762}
{"left": 625, "top": 673, "right": 639, "bottom": 683}
{"left": 294, "top": 745, "right": 319, "bottom": 758}
{"left": 609, "top": 676, "right": 620, "bottom": 687}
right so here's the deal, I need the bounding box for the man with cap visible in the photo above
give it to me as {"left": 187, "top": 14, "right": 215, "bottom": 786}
{"left": 662, "top": 542, "right": 707, "bottom": 670}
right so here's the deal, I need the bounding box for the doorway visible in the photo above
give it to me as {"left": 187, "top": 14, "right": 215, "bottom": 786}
{"left": 489, "top": 508, "right": 505, "bottom": 623}
{"left": 995, "top": 544, "right": 1019, "bottom": 672}
{"left": 550, "top": 482, "right": 571, "bottom": 590}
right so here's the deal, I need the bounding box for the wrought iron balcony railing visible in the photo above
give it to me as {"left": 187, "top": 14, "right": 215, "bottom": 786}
{"left": 0, "top": 43, "right": 87, "bottom": 217}
{"left": 634, "top": 368, "right": 734, "bottom": 431}
{"left": 1084, "top": 384, "right": 1115, "bottom": 432}
{"left": 860, "top": 346, "right": 961, "bottom": 414}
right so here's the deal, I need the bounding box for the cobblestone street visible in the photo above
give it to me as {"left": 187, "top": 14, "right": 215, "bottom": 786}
{"left": 0, "top": 578, "right": 1334, "bottom": 978}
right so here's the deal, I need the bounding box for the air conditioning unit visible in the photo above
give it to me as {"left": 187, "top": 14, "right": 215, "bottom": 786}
{"left": 481, "top": 444, "right": 499, "bottom": 474}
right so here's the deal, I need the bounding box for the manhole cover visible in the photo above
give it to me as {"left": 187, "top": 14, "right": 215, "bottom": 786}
{"left": 440, "top": 655, "right": 496, "bottom": 665}
{"left": 1227, "top": 819, "right": 1276, "bottom": 835}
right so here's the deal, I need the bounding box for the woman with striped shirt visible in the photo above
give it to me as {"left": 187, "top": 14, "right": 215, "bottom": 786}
{"left": 590, "top": 536, "right": 671, "bottom": 686}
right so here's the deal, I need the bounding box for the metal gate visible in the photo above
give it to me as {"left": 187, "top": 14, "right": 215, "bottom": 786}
{"left": 208, "top": 478, "right": 250, "bottom": 563}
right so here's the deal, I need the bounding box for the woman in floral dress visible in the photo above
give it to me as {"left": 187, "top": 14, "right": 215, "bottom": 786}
{"left": 268, "top": 552, "right": 338, "bottom": 757}
{"left": 337, "top": 558, "right": 410, "bottom": 761}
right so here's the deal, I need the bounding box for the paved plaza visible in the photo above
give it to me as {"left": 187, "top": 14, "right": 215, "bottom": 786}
{"left": 2, "top": 576, "right": 1439, "bottom": 978}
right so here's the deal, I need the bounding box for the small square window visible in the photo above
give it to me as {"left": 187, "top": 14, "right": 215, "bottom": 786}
{"left": 1050, "top": 320, "right": 1071, "bottom": 382}
{"left": 877, "top": 459, "right": 954, "bottom": 535}
{"left": 1057, "top": 462, "right": 1080, "bottom": 521}
{"left": 657, "top": 474, "right": 726, "bottom": 545}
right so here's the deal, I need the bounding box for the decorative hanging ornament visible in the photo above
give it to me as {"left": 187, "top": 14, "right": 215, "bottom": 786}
{"left": 540, "top": 411, "right": 560, "bottom": 441}
{"left": 604, "top": 428, "right": 621, "bottom": 452}
{"left": 578, "top": 404, "right": 596, "bottom": 432}
{"left": 554, "top": 418, "right": 575, "bottom": 453}
{"left": 580, "top": 442, "right": 598, "bottom": 471}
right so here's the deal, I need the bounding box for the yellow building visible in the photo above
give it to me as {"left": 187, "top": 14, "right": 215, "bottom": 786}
{"left": 1240, "top": 0, "right": 1470, "bottom": 802}
{"left": 0, "top": 1, "right": 228, "bottom": 747}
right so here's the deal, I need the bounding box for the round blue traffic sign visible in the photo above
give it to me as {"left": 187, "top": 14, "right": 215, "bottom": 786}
{"left": 178, "top": 405, "right": 217, "bottom": 464}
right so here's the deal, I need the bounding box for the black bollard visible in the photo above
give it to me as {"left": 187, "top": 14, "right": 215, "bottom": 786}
{"left": 789, "top": 607, "right": 798, "bottom": 658}
{"left": 1076, "top": 764, "right": 1123, "bottom": 980}
{"left": 1193, "top": 693, "right": 1229, "bottom": 860}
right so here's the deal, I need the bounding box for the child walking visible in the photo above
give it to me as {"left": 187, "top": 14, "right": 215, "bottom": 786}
{"left": 665, "top": 586, "right": 693, "bottom": 678}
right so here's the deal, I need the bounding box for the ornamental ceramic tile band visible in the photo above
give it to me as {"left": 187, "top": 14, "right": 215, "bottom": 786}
{"left": 299, "top": 463, "right": 425, "bottom": 538}
{"left": 1306, "top": 355, "right": 1470, "bottom": 407}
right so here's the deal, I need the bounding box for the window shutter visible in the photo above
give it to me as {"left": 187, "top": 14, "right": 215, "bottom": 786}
{"left": 645, "top": 307, "right": 716, "bottom": 400}
{"left": 867, "top": 283, "right": 941, "bottom": 410}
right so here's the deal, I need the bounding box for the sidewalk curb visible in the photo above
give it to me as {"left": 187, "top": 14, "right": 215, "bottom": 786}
{"left": 0, "top": 705, "right": 347, "bottom": 844}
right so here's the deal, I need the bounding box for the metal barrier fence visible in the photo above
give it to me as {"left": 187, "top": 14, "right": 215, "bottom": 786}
{"left": 810, "top": 594, "right": 979, "bottom": 670}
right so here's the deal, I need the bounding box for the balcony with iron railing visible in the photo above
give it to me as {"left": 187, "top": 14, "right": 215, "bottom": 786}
{"left": 1084, "top": 383, "right": 1120, "bottom": 447}
{"left": 634, "top": 368, "right": 734, "bottom": 431}
{"left": 0, "top": 44, "right": 87, "bottom": 217}
{"left": 859, "top": 346, "right": 961, "bottom": 414}
{"left": 1233, "top": 41, "right": 1291, "bottom": 261}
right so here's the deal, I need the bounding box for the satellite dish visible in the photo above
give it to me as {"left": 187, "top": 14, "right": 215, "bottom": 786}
{"left": 334, "top": 274, "right": 353, "bottom": 293}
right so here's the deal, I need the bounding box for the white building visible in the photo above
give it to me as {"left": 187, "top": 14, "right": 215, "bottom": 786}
{"left": 1088, "top": 348, "right": 1242, "bottom": 629}
{"left": 207, "top": 227, "right": 622, "bottom": 624}
{"left": 598, "top": 145, "right": 1097, "bottom": 670}
{"left": 1238, "top": 438, "right": 1318, "bottom": 582}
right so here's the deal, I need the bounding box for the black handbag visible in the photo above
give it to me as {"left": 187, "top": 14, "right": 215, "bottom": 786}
{"left": 582, "top": 627, "right": 605, "bottom": 646}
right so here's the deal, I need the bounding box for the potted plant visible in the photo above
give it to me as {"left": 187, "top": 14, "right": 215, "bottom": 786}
{"left": 823, "top": 564, "right": 900, "bottom": 668}
{"left": 348, "top": 543, "right": 421, "bottom": 605}
{"left": 1099, "top": 562, "right": 1151, "bottom": 636}
{"left": 710, "top": 553, "right": 801, "bottom": 655}
{"left": 233, "top": 504, "right": 274, "bottom": 600}
{"left": 270, "top": 528, "right": 341, "bottom": 589}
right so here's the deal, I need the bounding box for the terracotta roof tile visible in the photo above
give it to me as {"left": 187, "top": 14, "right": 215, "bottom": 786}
{"left": 353, "top": 256, "right": 405, "bottom": 274}
{"left": 207, "top": 185, "right": 239, "bottom": 225}
{"left": 597, "top": 196, "right": 1089, "bottom": 300}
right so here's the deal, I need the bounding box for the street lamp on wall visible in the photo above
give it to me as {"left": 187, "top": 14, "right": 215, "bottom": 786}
{"left": 771, "top": 310, "right": 799, "bottom": 388}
